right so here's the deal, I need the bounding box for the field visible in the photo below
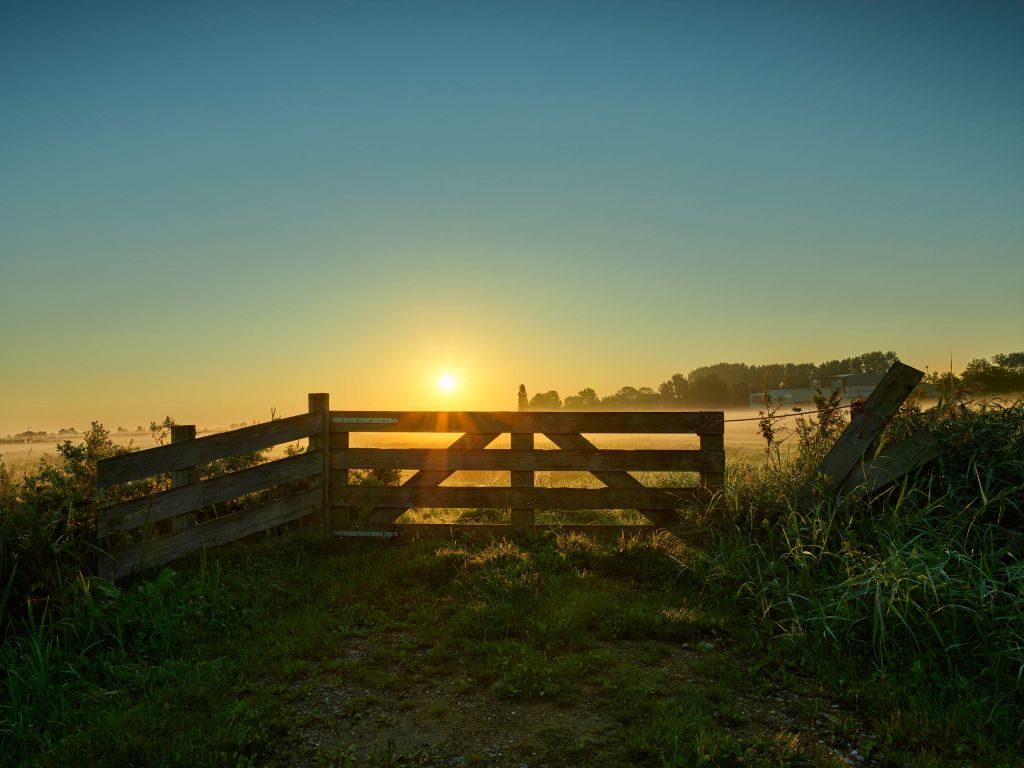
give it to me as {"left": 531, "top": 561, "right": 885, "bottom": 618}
{"left": 1, "top": 399, "right": 1021, "bottom": 767}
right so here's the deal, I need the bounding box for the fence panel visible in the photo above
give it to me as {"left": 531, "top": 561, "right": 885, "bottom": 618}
{"left": 96, "top": 397, "right": 329, "bottom": 580}
{"left": 329, "top": 410, "right": 724, "bottom": 532}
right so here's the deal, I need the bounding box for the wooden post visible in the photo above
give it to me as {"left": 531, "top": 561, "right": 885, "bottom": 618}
{"left": 799, "top": 362, "right": 923, "bottom": 506}
{"left": 171, "top": 425, "right": 198, "bottom": 532}
{"left": 511, "top": 432, "right": 535, "bottom": 531}
{"left": 699, "top": 413, "right": 725, "bottom": 491}
{"left": 308, "top": 393, "right": 332, "bottom": 539}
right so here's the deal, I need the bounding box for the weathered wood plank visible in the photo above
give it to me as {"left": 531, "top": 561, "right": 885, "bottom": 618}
{"left": 97, "top": 451, "right": 322, "bottom": 537}
{"left": 840, "top": 429, "right": 940, "bottom": 497}
{"left": 699, "top": 432, "right": 726, "bottom": 489}
{"left": 392, "top": 523, "right": 664, "bottom": 540}
{"left": 332, "top": 429, "right": 350, "bottom": 529}
{"left": 100, "top": 487, "right": 322, "bottom": 580}
{"left": 511, "top": 433, "right": 535, "bottom": 530}
{"left": 543, "top": 432, "right": 680, "bottom": 526}
{"left": 308, "top": 394, "right": 331, "bottom": 539}
{"left": 329, "top": 411, "right": 723, "bottom": 435}
{"left": 329, "top": 448, "right": 722, "bottom": 472}
{"left": 799, "top": 362, "right": 924, "bottom": 505}
{"left": 171, "top": 425, "right": 198, "bottom": 533}
{"left": 97, "top": 412, "right": 321, "bottom": 488}
{"left": 359, "top": 432, "right": 500, "bottom": 526}
{"left": 331, "top": 485, "right": 705, "bottom": 510}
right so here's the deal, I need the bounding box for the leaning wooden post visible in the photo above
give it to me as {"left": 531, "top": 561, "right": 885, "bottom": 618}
{"left": 170, "top": 425, "right": 198, "bottom": 533}
{"left": 308, "top": 393, "right": 332, "bottom": 539}
{"left": 798, "top": 362, "right": 923, "bottom": 507}
{"left": 511, "top": 431, "right": 535, "bottom": 531}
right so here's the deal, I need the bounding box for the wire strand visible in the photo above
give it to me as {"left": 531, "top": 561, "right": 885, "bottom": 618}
{"left": 723, "top": 403, "right": 854, "bottom": 423}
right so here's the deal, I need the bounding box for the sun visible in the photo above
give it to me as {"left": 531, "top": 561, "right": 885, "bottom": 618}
{"left": 437, "top": 372, "right": 457, "bottom": 392}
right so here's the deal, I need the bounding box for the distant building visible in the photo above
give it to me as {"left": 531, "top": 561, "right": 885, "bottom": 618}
{"left": 748, "top": 373, "right": 885, "bottom": 409}
{"left": 748, "top": 388, "right": 816, "bottom": 408}
{"left": 816, "top": 373, "right": 884, "bottom": 401}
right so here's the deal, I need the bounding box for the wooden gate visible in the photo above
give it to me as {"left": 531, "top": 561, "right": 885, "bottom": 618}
{"left": 95, "top": 394, "right": 724, "bottom": 579}
{"left": 329, "top": 409, "right": 724, "bottom": 536}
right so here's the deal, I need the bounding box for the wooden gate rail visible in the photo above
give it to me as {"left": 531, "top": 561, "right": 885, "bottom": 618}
{"left": 95, "top": 395, "right": 327, "bottom": 580}
{"left": 328, "top": 410, "right": 725, "bottom": 532}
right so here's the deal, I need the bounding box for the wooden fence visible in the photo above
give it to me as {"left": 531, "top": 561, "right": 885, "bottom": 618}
{"left": 94, "top": 396, "right": 329, "bottom": 580}
{"left": 95, "top": 394, "right": 724, "bottom": 579}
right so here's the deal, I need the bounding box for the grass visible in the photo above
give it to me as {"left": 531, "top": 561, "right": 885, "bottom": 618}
{"left": 0, "top": 532, "right": 854, "bottom": 767}
{"left": 1, "top": 394, "right": 1022, "bottom": 766}
{"left": 687, "top": 395, "right": 1024, "bottom": 765}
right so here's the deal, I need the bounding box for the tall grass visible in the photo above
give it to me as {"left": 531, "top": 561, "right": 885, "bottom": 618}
{"left": 691, "top": 395, "right": 1024, "bottom": 751}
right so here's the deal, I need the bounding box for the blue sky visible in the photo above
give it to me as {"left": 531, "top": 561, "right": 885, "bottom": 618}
{"left": 1, "top": 2, "right": 1021, "bottom": 431}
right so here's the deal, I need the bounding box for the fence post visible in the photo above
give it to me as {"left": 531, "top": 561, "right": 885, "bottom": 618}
{"left": 511, "top": 432, "right": 535, "bottom": 531}
{"left": 308, "top": 393, "right": 332, "bottom": 539}
{"left": 171, "top": 425, "right": 198, "bottom": 532}
{"left": 698, "top": 413, "right": 725, "bottom": 491}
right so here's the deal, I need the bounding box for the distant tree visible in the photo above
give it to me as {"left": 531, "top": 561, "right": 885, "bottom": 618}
{"left": 993, "top": 352, "right": 1024, "bottom": 371}
{"left": 658, "top": 373, "right": 689, "bottom": 401}
{"left": 688, "top": 373, "right": 730, "bottom": 406}
{"left": 517, "top": 384, "right": 528, "bottom": 411}
{"left": 563, "top": 387, "right": 599, "bottom": 409}
{"left": 528, "top": 390, "right": 562, "bottom": 410}
{"left": 962, "top": 355, "right": 1024, "bottom": 393}
{"left": 730, "top": 381, "right": 752, "bottom": 406}
{"left": 610, "top": 386, "right": 640, "bottom": 403}
{"left": 814, "top": 351, "right": 898, "bottom": 378}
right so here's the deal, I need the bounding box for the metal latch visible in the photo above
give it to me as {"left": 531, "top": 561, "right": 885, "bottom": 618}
{"left": 331, "top": 417, "right": 400, "bottom": 424}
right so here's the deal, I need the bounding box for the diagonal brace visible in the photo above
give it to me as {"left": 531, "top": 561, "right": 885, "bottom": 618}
{"left": 360, "top": 433, "right": 500, "bottom": 525}
{"left": 543, "top": 432, "right": 679, "bottom": 526}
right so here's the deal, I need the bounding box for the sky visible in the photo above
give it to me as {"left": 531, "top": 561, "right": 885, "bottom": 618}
{"left": 1, "top": 1, "right": 1022, "bottom": 433}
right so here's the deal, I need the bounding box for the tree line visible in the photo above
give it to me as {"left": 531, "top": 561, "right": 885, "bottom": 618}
{"left": 927, "top": 351, "right": 1024, "bottom": 396}
{"left": 519, "top": 351, "right": 901, "bottom": 410}
{"left": 517, "top": 350, "right": 1024, "bottom": 410}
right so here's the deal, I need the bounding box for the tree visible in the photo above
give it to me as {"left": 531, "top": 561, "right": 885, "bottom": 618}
{"left": 658, "top": 373, "right": 688, "bottom": 401}
{"left": 517, "top": 384, "right": 528, "bottom": 411}
{"left": 602, "top": 386, "right": 641, "bottom": 406}
{"left": 564, "top": 387, "right": 599, "bottom": 409}
{"left": 993, "top": 352, "right": 1024, "bottom": 371}
{"left": 961, "top": 356, "right": 1024, "bottom": 393}
{"left": 688, "top": 373, "right": 730, "bottom": 406}
{"left": 528, "top": 390, "right": 562, "bottom": 410}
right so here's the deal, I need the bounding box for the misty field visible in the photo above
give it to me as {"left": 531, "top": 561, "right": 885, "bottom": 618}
{"left": 0, "top": 410, "right": 769, "bottom": 476}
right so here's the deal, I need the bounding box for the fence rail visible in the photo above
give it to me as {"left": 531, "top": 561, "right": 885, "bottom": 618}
{"left": 95, "top": 394, "right": 725, "bottom": 579}
{"left": 329, "top": 411, "right": 723, "bottom": 434}
{"left": 330, "top": 448, "right": 723, "bottom": 472}
{"left": 96, "top": 412, "right": 321, "bottom": 488}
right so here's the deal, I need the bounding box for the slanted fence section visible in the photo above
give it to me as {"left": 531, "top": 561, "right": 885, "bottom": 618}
{"left": 95, "top": 395, "right": 329, "bottom": 580}
{"left": 328, "top": 410, "right": 725, "bottom": 534}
